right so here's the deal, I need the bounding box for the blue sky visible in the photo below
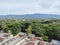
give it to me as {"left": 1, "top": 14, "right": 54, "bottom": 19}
{"left": 0, "top": 0, "right": 60, "bottom": 15}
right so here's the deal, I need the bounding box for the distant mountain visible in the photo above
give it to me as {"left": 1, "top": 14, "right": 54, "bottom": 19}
{"left": 0, "top": 14, "right": 60, "bottom": 19}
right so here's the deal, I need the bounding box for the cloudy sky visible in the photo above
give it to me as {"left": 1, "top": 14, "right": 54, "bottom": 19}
{"left": 0, "top": 0, "right": 60, "bottom": 15}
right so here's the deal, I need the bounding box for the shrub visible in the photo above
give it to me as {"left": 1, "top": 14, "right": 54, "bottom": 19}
{"left": 43, "top": 36, "right": 48, "bottom": 42}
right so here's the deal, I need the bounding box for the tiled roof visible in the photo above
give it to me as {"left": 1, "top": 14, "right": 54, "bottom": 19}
{"left": 0, "top": 37, "right": 4, "bottom": 42}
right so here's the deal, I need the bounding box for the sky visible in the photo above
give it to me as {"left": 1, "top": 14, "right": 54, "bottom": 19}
{"left": 0, "top": 0, "right": 60, "bottom": 15}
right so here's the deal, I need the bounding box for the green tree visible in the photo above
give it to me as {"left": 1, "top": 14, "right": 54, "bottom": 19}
{"left": 8, "top": 30, "right": 12, "bottom": 35}
{"left": 26, "top": 25, "right": 32, "bottom": 36}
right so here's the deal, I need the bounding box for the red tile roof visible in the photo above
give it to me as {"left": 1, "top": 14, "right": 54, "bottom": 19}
{"left": 28, "top": 42, "right": 34, "bottom": 45}
{"left": 0, "top": 37, "right": 4, "bottom": 42}
{"left": 46, "top": 43, "right": 54, "bottom": 45}
{"left": 38, "top": 41, "right": 44, "bottom": 45}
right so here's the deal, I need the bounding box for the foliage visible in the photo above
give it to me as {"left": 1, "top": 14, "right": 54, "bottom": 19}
{"left": 0, "top": 19, "right": 60, "bottom": 40}
{"left": 8, "top": 30, "right": 12, "bottom": 35}
{"left": 26, "top": 25, "right": 32, "bottom": 36}
{"left": 43, "top": 36, "right": 48, "bottom": 42}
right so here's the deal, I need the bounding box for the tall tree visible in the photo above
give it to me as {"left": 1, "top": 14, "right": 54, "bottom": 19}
{"left": 26, "top": 25, "right": 32, "bottom": 36}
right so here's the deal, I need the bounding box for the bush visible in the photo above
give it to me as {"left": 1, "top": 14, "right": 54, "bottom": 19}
{"left": 43, "top": 36, "right": 48, "bottom": 42}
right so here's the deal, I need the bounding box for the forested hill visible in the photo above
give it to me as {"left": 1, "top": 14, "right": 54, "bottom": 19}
{"left": 0, "top": 14, "right": 60, "bottom": 19}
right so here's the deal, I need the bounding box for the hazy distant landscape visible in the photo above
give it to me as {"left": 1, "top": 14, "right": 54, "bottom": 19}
{"left": 0, "top": 14, "right": 60, "bottom": 19}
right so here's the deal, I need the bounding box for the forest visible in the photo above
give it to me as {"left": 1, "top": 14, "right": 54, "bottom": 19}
{"left": 0, "top": 19, "right": 60, "bottom": 41}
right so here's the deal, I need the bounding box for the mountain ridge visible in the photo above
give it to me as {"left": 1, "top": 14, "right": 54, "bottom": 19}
{"left": 0, "top": 14, "right": 60, "bottom": 19}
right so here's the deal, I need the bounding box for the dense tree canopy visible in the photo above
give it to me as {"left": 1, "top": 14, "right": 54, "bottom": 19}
{"left": 0, "top": 19, "right": 60, "bottom": 40}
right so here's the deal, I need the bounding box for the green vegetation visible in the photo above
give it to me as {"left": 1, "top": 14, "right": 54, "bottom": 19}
{"left": 26, "top": 25, "right": 32, "bottom": 36}
{"left": 8, "top": 30, "right": 12, "bottom": 35}
{"left": 43, "top": 36, "right": 48, "bottom": 42}
{"left": 0, "top": 19, "right": 60, "bottom": 40}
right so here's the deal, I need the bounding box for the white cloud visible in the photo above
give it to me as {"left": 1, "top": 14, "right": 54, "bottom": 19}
{"left": 37, "top": 0, "right": 56, "bottom": 9}
{"left": 50, "top": 0, "right": 60, "bottom": 10}
{"left": 0, "top": 0, "right": 60, "bottom": 15}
